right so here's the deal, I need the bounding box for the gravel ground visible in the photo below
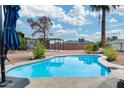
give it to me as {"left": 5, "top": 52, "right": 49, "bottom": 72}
{"left": 6, "top": 50, "right": 84, "bottom": 65}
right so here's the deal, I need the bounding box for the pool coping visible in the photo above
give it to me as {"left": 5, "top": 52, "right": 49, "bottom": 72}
{"left": 98, "top": 54, "right": 124, "bottom": 69}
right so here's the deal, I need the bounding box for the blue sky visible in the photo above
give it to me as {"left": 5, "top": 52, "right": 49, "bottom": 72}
{"left": 16, "top": 5, "right": 124, "bottom": 42}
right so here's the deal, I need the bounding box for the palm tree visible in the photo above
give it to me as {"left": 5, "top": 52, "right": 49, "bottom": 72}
{"left": 90, "top": 5, "right": 119, "bottom": 47}
{"left": 27, "top": 16, "right": 53, "bottom": 46}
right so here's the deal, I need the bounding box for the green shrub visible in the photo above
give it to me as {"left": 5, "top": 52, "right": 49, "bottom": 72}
{"left": 33, "top": 41, "right": 47, "bottom": 59}
{"left": 97, "top": 42, "right": 102, "bottom": 47}
{"left": 93, "top": 44, "right": 99, "bottom": 51}
{"left": 17, "top": 32, "right": 27, "bottom": 50}
{"left": 105, "top": 43, "right": 112, "bottom": 48}
{"left": 20, "top": 37, "right": 27, "bottom": 50}
{"left": 84, "top": 44, "right": 93, "bottom": 54}
{"left": 103, "top": 47, "right": 118, "bottom": 61}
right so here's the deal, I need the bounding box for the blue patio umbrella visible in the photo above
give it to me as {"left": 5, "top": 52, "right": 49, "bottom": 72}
{"left": 0, "top": 5, "right": 21, "bottom": 86}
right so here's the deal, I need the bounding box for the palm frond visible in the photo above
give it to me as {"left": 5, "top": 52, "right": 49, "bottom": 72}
{"left": 90, "top": 5, "right": 119, "bottom": 13}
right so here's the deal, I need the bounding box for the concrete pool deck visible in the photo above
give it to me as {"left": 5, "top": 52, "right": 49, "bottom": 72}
{"left": 4, "top": 54, "right": 124, "bottom": 88}
{"left": 25, "top": 68, "right": 124, "bottom": 88}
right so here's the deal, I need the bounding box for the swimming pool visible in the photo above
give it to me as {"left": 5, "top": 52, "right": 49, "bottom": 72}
{"left": 7, "top": 55, "right": 110, "bottom": 78}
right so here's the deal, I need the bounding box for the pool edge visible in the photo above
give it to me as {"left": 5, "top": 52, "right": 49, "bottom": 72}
{"left": 6, "top": 54, "right": 124, "bottom": 78}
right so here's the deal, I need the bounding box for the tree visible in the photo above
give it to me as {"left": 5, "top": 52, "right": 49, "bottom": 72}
{"left": 17, "top": 31, "right": 25, "bottom": 38}
{"left": 90, "top": 5, "right": 119, "bottom": 47}
{"left": 107, "top": 36, "right": 118, "bottom": 41}
{"left": 27, "top": 16, "right": 53, "bottom": 46}
{"left": 112, "top": 36, "right": 118, "bottom": 41}
{"left": 17, "top": 31, "right": 27, "bottom": 50}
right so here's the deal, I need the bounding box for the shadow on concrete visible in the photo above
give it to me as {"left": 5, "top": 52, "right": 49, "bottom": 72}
{"left": 0, "top": 77, "right": 30, "bottom": 88}
{"left": 99, "top": 78, "right": 119, "bottom": 88}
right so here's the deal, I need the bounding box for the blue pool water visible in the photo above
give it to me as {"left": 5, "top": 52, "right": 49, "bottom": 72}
{"left": 7, "top": 55, "right": 110, "bottom": 78}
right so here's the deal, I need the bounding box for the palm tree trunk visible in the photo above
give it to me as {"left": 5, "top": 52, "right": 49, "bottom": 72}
{"left": 101, "top": 9, "right": 106, "bottom": 48}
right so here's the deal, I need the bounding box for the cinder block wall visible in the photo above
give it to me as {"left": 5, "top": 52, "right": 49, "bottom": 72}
{"left": 49, "top": 43, "right": 92, "bottom": 50}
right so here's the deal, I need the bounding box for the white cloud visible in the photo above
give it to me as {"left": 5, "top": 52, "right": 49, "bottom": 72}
{"left": 54, "top": 29, "right": 79, "bottom": 41}
{"left": 110, "top": 23, "right": 124, "bottom": 28}
{"left": 79, "top": 32, "right": 101, "bottom": 42}
{"left": 107, "top": 29, "right": 123, "bottom": 38}
{"left": 17, "top": 20, "right": 23, "bottom": 27}
{"left": 19, "top": 5, "right": 90, "bottom": 26}
{"left": 16, "top": 19, "right": 34, "bottom": 36}
{"left": 79, "top": 29, "right": 124, "bottom": 42}
{"left": 51, "top": 23, "right": 63, "bottom": 30}
{"left": 67, "top": 6, "right": 87, "bottom": 17}
{"left": 52, "top": 26, "right": 100, "bottom": 42}
{"left": 109, "top": 18, "right": 118, "bottom": 23}
{"left": 86, "top": 10, "right": 98, "bottom": 17}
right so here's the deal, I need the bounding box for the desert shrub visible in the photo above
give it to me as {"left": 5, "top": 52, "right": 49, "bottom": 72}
{"left": 20, "top": 37, "right": 27, "bottom": 50}
{"left": 97, "top": 42, "right": 102, "bottom": 47}
{"left": 84, "top": 44, "right": 93, "bottom": 54}
{"left": 17, "top": 31, "right": 27, "bottom": 50}
{"left": 105, "top": 43, "right": 112, "bottom": 48}
{"left": 93, "top": 44, "right": 99, "bottom": 51}
{"left": 103, "top": 47, "right": 118, "bottom": 61}
{"left": 33, "top": 41, "right": 47, "bottom": 59}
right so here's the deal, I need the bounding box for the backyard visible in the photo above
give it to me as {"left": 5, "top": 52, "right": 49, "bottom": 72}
{"left": 1, "top": 5, "right": 124, "bottom": 88}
